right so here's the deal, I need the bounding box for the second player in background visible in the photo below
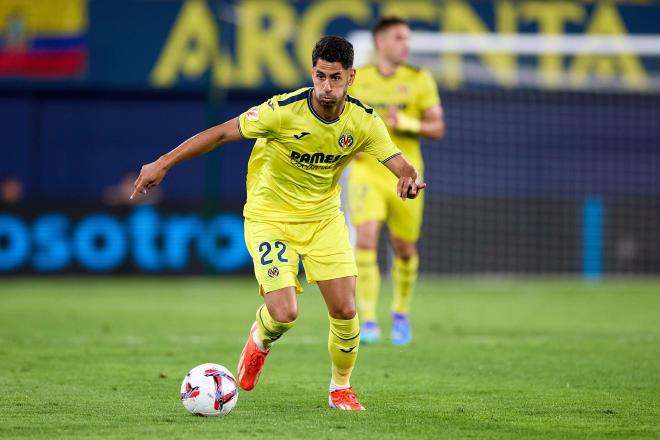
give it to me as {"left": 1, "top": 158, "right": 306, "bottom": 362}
{"left": 348, "top": 16, "right": 445, "bottom": 345}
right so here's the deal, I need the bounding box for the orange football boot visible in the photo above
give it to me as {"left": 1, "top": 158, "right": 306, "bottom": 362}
{"left": 237, "top": 322, "right": 269, "bottom": 391}
{"left": 329, "top": 387, "right": 366, "bottom": 411}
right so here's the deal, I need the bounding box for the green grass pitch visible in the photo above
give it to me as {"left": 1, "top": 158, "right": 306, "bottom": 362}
{"left": 1, "top": 277, "right": 658, "bottom": 439}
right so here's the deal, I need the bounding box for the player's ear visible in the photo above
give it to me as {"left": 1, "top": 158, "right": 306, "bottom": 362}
{"left": 373, "top": 33, "right": 383, "bottom": 52}
{"left": 347, "top": 68, "right": 356, "bottom": 86}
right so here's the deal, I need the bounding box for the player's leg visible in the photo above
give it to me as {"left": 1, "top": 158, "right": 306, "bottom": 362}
{"left": 301, "top": 213, "right": 364, "bottom": 410}
{"left": 239, "top": 220, "right": 301, "bottom": 390}
{"left": 253, "top": 285, "right": 298, "bottom": 351}
{"left": 348, "top": 176, "right": 387, "bottom": 344}
{"left": 389, "top": 236, "right": 419, "bottom": 345}
{"left": 355, "top": 220, "right": 382, "bottom": 344}
{"left": 386, "top": 191, "right": 424, "bottom": 345}
{"left": 317, "top": 276, "right": 365, "bottom": 411}
{"left": 238, "top": 287, "right": 298, "bottom": 391}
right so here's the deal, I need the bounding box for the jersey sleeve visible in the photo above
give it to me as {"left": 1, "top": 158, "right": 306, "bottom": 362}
{"left": 417, "top": 70, "right": 441, "bottom": 112}
{"left": 238, "top": 98, "right": 281, "bottom": 139}
{"left": 362, "top": 113, "right": 401, "bottom": 163}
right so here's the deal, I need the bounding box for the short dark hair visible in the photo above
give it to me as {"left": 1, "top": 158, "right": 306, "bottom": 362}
{"left": 312, "top": 36, "right": 354, "bottom": 69}
{"left": 372, "top": 16, "right": 409, "bottom": 37}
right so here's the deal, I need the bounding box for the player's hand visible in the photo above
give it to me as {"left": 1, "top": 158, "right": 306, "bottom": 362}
{"left": 386, "top": 105, "right": 399, "bottom": 129}
{"left": 397, "top": 175, "right": 426, "bottom": 201}
{"left": 130, "top": 158, "right": 168, "bottom": 200}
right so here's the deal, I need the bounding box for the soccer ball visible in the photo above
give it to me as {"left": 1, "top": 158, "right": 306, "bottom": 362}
{"left": 180, "top": 363, "right": 238, "bottom": 416}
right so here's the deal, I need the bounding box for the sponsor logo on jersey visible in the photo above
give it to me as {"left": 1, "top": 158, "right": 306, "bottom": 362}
{"left": 268, "top": 267, "right": 279, "bottom": 278}
{"left": 289, "top": 150, "right": 348, "bottom": 170}
{"left": 293, "top": 131, "right": 311, "bottom": 139}
{"left": 246, "top": 106, "right": 259, "bottom": 121}
{"left": 338, "top": 132, "right": 354, "bottom": 149}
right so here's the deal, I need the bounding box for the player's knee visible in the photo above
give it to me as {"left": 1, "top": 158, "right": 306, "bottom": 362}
{"left": 356, "top": 235, "right": 377, "bottom": 250}
{"left": 269, "top": 306, "right": 298, "bottom": 323}
{"left": 392, "top": 240, "right": 417, "bottom": 260}
{"left": 356, "top": 222, "right": 379, "bottom": 249}
{"left": 328, "top": 304, "right": 356, "bottom": 320}
{"left": 397, "top": 248, "right": 417, "bottom": 260}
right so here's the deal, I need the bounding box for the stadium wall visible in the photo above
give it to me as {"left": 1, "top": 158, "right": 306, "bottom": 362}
{"left": 2, "top": 88, "right": 658, "bottom": 275}
{"left": 1, "top": 0, "right": 659, "bottom": 275}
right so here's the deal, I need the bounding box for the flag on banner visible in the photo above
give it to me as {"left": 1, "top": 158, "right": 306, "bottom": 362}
{"left": 0, "top": 0, "right": 87, "bottom": 78}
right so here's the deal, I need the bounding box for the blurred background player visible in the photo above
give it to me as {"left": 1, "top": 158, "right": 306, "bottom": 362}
{"left": 348, "top": 16, "right": 445, "bottom": 345}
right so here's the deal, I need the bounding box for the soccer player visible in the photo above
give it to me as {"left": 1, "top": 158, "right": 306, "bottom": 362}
{"left": 131, "top": 36, "right": 424, "bottom": 411}
{"left": 347, "top": 17, "right": 445, "bottom": 346}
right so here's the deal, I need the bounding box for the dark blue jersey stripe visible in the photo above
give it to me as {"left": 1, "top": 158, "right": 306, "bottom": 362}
{"left": 277, "top": 88, "right": 311, "bottom": 107}
{"left": 347, "top": 95, "right": 373, "bottom": 114}
{"left": 381, "top": 152, "right": 401, "bottom": 163}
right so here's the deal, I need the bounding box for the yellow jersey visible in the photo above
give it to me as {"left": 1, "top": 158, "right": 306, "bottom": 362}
{"left": 348, "top": 64, "right": 440, "bottom": 175}
{"left": 238, "top": 87, "right": 401, "bottom": 222}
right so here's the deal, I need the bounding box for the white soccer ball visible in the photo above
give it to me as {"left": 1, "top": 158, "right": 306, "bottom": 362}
{"left": 180, "top": 363, "right": 239, "bottom": 417}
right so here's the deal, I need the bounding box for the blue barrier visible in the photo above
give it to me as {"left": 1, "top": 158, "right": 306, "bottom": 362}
{"left": 582, "top": 197, "right": 604, "bottom": 281}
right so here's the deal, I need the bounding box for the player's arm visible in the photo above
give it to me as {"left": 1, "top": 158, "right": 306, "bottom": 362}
{"left": 387, "top": 70, "right": 444, "bottom": 139}
{"left": 383, "top": 154, "right": 426, "bottom": 201}
{"left": 363, "top": 112, "right": 426, "bottom": 200}
{"left": 387, "top": 103, "right": 444, "bottom": 140}
{"left": 131, "top": 118, "right": 242, "bottom": 199}
{"left": 418, "top": 70, "right": 445, "bottom": 139}
{"left": 420, "top": 104, "right": 444, "bottom": 139}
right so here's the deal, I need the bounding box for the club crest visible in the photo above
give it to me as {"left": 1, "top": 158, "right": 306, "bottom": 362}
{"left": 246, "top": 106, "right": 259, "bottom": 121}
{"left": 268, "top": 267, "right": 279, "bottom": 278}
{"left": 338, "top": 132, "right": 354, "bottom": 149}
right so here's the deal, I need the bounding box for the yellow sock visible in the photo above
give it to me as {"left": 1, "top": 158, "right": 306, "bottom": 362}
{"left": 356, "top": 248, "right": 380, "bottom": 322}
{"left": 391, "top": 254, "right": 419, "bottom": 314}
{"left": 328, "top": 314, "right": 360, "bottom": 387}
{"left": 255, "top": 304, "right": 295, "bottom": 350}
